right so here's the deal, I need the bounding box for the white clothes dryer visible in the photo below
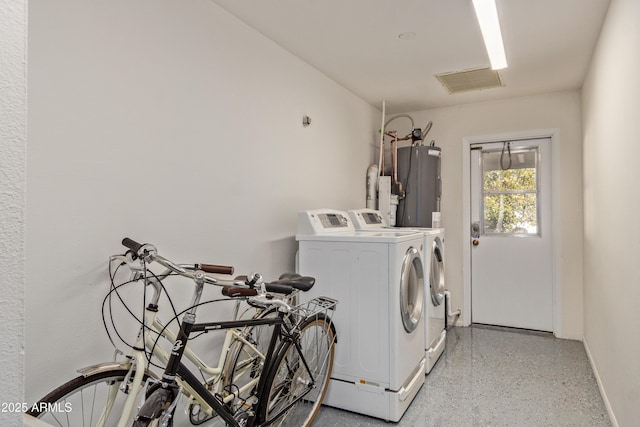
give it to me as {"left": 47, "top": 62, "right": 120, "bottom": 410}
{"left": 296, "top": 209, "right": 426, "bottom": 422}
{"left": 348, "top": 209, "right": 447, "bottom": 374}
{"left": 424, "top": 228, "right": 446, "bottom": 373}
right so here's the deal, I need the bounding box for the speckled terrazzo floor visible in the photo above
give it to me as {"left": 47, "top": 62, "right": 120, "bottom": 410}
{"left": 313, "top": 325, "right": 611, "bottom": 427}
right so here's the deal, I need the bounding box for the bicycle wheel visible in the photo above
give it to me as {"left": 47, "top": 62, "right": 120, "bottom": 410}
{"left": 259, "top": 313, "right": 335, "bottom": 426}
{"left": 27, "top": 367, "right": 151, "bottom": 427}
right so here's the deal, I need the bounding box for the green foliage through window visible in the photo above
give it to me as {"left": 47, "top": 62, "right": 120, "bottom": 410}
{"left": 482, "top": 149, "right": 538, "bottom": 234}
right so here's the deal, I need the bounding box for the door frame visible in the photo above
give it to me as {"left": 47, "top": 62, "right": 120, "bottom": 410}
{"left": 461, "top": 128, "right": 561, "bottom": 335}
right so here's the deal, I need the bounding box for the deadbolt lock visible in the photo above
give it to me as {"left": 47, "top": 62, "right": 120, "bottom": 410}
{"left": 471, "top": 221, "right": 480, "bottom": 239}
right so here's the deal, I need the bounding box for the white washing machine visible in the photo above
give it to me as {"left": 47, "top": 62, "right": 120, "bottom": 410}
{"left": 348, "top": 208, "right": 446, "bottom": 374}
{"left": 296, "top": 209, "right": 426, "bottom": 422}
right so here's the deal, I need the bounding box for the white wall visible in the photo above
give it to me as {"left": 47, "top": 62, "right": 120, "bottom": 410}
{"left": 0, "top": 1, "right": 27, "bottom": 425}
{"left": 582, "top": 0, "right": 640, "bottom": 425}
{"left": 26, "top": 0, "right": 378, "bottom": 402}
{"left": 405, "top": 90, "right": 584, "bottom": 339}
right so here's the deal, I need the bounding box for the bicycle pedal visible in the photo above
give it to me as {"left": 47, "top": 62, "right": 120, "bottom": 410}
{"left": 233, "top": 409, "right": 252, "bottom": 426}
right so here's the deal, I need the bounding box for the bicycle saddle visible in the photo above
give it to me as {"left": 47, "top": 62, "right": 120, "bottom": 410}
{"left": 271, "top": 273, "right": 315, "bottom": 292}
{"left": 223, "top": 273, "right": 315, "bottom": 298}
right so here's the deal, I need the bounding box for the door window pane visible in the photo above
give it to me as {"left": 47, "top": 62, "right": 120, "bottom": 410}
{"left": 484, "top": 168, "right": 537, "bottom": 192}
{"left": 481, "top": 146, "right": 539, "bottom": 235}
{"left": 483, "top": 193, "right": 537, "bottom": 233}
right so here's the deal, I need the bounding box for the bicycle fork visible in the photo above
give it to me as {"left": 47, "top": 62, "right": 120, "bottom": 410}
{"left": 112, "top": 350, "right": 148, "bottom": 427}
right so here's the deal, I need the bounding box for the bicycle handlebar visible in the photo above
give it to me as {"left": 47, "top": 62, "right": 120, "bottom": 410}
{"left": 120, "top": 237, "right": 295, "bottom": 296}
{"left": 122, "top": 237, "right": 233, "bottom": 273}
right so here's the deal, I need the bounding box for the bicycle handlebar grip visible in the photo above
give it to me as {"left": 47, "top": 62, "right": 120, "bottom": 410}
{"left": 198, "top": 263, "right": 235, "bottom": 275}
{"left": 122, "top": 237, "right": 144, "bottom": 252}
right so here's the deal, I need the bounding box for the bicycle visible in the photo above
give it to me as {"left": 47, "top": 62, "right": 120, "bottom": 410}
{"left": 27, "top": 238, "right": 337, "bottom": 427}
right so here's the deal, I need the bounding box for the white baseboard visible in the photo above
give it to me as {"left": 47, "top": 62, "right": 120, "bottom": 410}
{"left": 583, "top": 338, "right": 618, "bottom": 427}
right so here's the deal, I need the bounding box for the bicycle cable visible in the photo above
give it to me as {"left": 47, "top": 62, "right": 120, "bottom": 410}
{"left": 145, "top": 296, "right": 232, "bottom": 369}
{"left": 140, "top": 267, "right": 182, "bottom": 366}
{"left": 103, "top": 255, "right": 181, "bottom": 364}
{"left": 104, "top": 259, "right": 144, "bottom": 350}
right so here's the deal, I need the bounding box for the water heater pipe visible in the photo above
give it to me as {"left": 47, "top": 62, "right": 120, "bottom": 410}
{"left": 392, "top": 131, "right": 399, "bottom": 186}
{"left": 444, "top": 290, "right": 461, "bottom": 320}
{"left": 378, "top": 101, "right": 386, "bottom": 177}
{"left": 384, "top": 114, "right": 414, "bottom": 130}
{"left": 366, "top": 164, "right": 379, "bottom": 209}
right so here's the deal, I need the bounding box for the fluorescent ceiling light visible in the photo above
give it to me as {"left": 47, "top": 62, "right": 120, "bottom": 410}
{"left": 472, "top": 0, "right": 508, "bottom": 70}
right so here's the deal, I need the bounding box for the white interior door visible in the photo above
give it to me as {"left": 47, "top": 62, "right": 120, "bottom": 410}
{"left": 470, "top": 138, "right": 553, "bottom": 331}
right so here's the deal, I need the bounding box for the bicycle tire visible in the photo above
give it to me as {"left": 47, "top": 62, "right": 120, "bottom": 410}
{"left": 27, "top": 367, "right": 151, "bottom": 427}
{"left": 259, "top": 313, "right": 335, "bottom": 426}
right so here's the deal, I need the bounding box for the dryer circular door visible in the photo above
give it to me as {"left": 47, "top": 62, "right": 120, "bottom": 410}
{"left": 430, "top": 237, "right": 445, "bottom": 306}
{"left": 400, "top": 246, "right": 425, "bottom": 333}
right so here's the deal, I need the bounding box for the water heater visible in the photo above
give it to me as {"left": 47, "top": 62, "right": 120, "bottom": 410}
{"left": 396, "top": 145, "right": 441, "bottom": 227}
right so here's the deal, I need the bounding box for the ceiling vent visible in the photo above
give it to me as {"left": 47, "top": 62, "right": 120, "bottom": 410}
{"left": 436, "top": 67, "right": 504, "bottom": 94}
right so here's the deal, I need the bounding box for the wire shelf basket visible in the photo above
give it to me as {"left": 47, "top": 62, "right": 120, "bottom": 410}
{"left": 288, "top": 296, "right": 338, "bottom": 327}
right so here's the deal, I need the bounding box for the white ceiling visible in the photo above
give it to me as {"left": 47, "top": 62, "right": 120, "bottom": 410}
{"left": 210, "top": 0, "right": 610, "bottom": 114}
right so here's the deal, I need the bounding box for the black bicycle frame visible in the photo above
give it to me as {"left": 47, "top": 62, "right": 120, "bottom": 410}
{"left": 161, "top": 314, "right": 287, "bottom": 427}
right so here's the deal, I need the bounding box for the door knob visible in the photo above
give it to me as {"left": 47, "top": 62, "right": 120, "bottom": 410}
{"left": 472, "top": 239, "right": 479, "bottom": 246}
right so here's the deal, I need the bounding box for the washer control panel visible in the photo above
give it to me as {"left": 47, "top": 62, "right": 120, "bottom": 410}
{"left": 348, "top": 209, "right": 388, "bottom": 230}
{"left": 297, "top": 209, "right": 354, "bottom": 235}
